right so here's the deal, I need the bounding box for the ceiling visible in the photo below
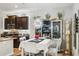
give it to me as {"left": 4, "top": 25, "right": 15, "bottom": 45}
{"left": 0, "top": 3, "right": 73, "bottom": 11}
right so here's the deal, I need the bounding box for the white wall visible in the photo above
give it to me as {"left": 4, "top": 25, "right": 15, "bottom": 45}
{"left": 0, "top": 11, "right": 6, "bottom": 34}
{"left": 73, "top": 4, "right": 79, "bottom": 14}
{"left": 0, "top": 5, "right": 73, "bottom": 38}
{"left": 30, "top": 6, "right": 73, "bottom": 20}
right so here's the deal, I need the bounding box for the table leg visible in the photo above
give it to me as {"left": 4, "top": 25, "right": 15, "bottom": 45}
{"left": 44, "top": 51, "right": 46, "bottom": 56}
{"left": 29, "top": 52, "right": 30, "bottom": 56}
{"left": 44, "top": 49, "right": 48, "bottom": 56}
{"left": 21, "top": 48, "right": 24, "bottom": 56}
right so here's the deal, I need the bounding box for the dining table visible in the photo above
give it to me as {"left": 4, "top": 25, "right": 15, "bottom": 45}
{"left": 19, "top": 37, "right": 52, "bottom": 56}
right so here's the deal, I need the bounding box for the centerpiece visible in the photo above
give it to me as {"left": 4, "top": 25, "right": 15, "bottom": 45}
{"left": 34, "top": 32, "right": 40, "bottom": 40}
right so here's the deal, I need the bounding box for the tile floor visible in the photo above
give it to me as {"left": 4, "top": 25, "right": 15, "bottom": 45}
{"left": 13, "top": 48, "right": 64, "bottom": 56}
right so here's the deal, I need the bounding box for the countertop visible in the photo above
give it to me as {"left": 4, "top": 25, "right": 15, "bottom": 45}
{"left": 0, "top": 37, "right": 17, "bottom": 42}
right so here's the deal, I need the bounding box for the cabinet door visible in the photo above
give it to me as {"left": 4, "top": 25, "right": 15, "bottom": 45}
{"left": 42, "top": 20, "right": 51, "bottom": 38}
{"left": 5, "top": 18, "right": 9, "bottom": 29}
{"left": 21, "top": 17, "right": 28, "bottom": 29}
{"left": 16, "top": 16, "right": 28, "bottom": 29}
{"left": 51, "top": 20, "right": 62, "bottom": 39}
{"left": 5, "top": 16, "right": 16, "bottom": 29}
{"left": 15, "top": 17, "right": 22, "bottom": 29}
{"left": 0, "top": 40, "right": 13, "bottom": 56}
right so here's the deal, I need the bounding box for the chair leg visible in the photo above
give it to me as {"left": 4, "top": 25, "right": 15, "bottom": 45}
{"left": 29, "top": 52, "right": 31, "bottom": 56}
{"left": 21, "top": 48, "right": 24, "bottom": 56}
{"left": 55, "top": 52, "right": 57, "bottom": 56}
{"left": 32, "top": 53, "right": 34, "bottom": 56}
{"left": 44, "top": 51, "right": 46, "bottom": 56}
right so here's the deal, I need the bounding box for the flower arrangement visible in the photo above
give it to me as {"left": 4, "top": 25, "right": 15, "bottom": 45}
{"left": 57, "top": 12, "right": 63, "bottom": 20}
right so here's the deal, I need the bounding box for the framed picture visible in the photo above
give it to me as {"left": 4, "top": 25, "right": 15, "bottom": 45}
{"left": 51, "top": 20, "right": 62, "bottom": 39}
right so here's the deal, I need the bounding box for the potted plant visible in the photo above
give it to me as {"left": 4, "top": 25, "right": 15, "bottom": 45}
{"left": 57, "top": 12, "right": 63, "bottom": 20}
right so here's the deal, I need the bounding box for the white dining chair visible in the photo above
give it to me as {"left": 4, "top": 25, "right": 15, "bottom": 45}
{"left": 19, "top": 36, "right": 26, "bottom": 42}
{"left": 23, "top": 42, "right": 41, "bottom": 56}
{"left": 47, "top": 39, "right": 62, "bottom": 56}
{"left": 57, "top": 39, "right": 62, "bottom": 51}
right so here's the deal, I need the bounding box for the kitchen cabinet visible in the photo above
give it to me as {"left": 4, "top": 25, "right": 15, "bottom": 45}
{"left": 4, "top": 15, "right": 28, "bottom": 29}
{"left": 16, "top": 16, "right": 28, "bottom": 29}
{"left": 0, "top": 39, "right": 13, "bottom": 56}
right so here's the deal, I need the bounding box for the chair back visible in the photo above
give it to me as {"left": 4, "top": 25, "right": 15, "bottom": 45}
{"left": 19, "top": 36, "right": 26, "bottom": 41}
{"left": 56, "top": 39, "right": 62, "bottom": 50}
{"left": 24, "top": 42, "right": 39, "bottom": 53}
{"left": 50, "top": 39, "right": 62, "bottom": 50}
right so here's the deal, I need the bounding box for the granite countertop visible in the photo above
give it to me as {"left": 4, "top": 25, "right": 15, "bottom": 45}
{"left": 0, "top": 37, "right": 17, "bottom": 42}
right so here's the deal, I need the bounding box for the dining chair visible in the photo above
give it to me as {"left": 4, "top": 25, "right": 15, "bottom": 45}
{"left": 19, "top": 36, "right": 26, "bottom": 42}
{"left": 47, "top": 39, "right": 62, "bottom": 56}
{"left": 57, "top": 39, "right": 62, "bottom": 51}
{"left": 23, "top": 42, "right": 41, "bottom": 56}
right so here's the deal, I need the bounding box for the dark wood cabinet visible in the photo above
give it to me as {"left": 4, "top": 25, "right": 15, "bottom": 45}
{"left": 5, "top": 18, "right": 9, "bottom": 29}
{"left": 5, "top": 16, "right": 16, "bottom": 29}
{"left": 4, "top": 15, "right": 28, "bottom": 29}
{"left": 16, "top": 16, "right": 28, "bottom": 29}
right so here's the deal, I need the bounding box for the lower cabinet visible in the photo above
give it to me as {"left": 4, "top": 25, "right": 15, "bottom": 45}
{"left": 0, "top": 40, "right": 13, "bottom": 56}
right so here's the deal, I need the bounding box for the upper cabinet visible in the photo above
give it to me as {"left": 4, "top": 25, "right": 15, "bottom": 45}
{"left": 4, "top": 15, "right": 29, "bottom": 30}
{"left": 15, "top": 16, "right": 28, "bottom": 29}
{"left": 5, "top": 15, "right": 16, "bottom": 29}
